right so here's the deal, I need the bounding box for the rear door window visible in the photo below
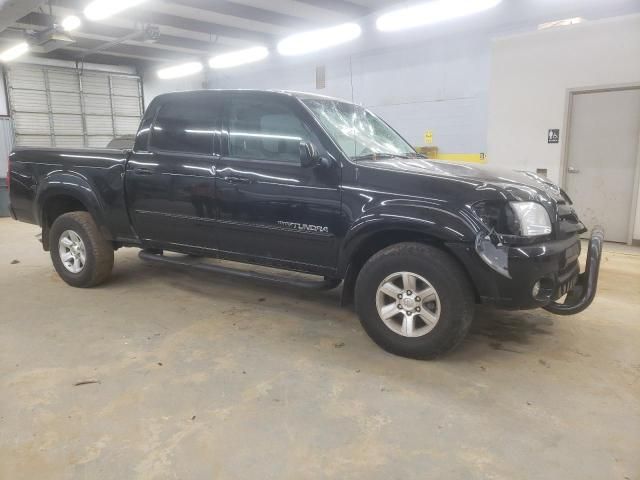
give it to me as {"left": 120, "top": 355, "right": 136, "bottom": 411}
{"left": 151, "top": 95, "right": 220, "bottom": 155}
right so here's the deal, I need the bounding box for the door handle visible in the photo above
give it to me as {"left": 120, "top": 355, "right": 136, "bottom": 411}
{"left": 134, "top": 167, "right": 155, "bottom": 175}
{"left": 223, "top": 176, "right": 251, "bottom": 184}
{"left": 567, "top": 166, "right": 580, "bottom": 174}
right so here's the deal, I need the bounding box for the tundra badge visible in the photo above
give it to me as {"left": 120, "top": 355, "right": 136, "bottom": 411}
{"left": 277, "top": 221, "right": 329, "bottom": 234}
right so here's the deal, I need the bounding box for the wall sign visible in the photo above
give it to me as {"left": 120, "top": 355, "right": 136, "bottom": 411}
{"left": 424, "top": 130, "right": 433, "bottom": 145}
{"left": 548, "top": 129, "right": 560, "bottom": 144}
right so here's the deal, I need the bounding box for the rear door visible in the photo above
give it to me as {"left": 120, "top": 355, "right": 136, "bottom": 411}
{"left": 215, "top": 93, "right": 342, "bottom": 273}
{"left": 126, "top": 92, "right": 221, "bottom": 251}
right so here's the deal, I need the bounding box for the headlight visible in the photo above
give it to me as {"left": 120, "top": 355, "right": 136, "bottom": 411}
{"left": 472, "top": 201, "right": 552, "bottom": 237}
{"left": 471, "top": 201, "right": 520, "bottom": 236}
{"left": 509, "top": 202, "right": 552, "bottom": 236}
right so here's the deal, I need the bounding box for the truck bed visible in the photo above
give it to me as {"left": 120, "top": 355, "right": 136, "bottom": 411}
{"left": 9, "top": 147, "right": 137, "bottom": 244}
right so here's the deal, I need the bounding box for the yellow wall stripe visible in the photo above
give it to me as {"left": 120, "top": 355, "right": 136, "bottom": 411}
{"left": 415, "top": 147, "right": 487, "bottom": 164}
{"left": 434, "top": 153, "right": 487, "bottom": 164}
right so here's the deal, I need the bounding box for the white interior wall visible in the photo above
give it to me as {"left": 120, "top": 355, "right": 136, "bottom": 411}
{"left": 486, "top": 14, "right": 640, "bottom": 239}
{"left": 206, "top": 32, "right": 491, "bottom": 154}
{"left": 142, "top": 70, "right": 205, "bottom": 109}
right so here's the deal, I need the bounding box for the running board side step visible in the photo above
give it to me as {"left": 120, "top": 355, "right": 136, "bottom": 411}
{"left": 138, "top": 251, "right": 341, "bottom": 291}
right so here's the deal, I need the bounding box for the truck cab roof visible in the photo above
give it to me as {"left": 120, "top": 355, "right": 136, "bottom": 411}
{"left": 150, "top": 89, "right": 352, "bottom": 104}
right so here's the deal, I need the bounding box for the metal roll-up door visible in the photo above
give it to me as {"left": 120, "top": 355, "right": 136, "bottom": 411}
{"left": 82, "top": 71, "right": 112, "bottom": 144}
{"left": 5, "top": 64, "right": 143, "bottom": 148}
{"left": 110, "top": 75, "right": 143, "bottom": 137}
{"left": 6, "top": 64, "right": 50, "bottom": 146}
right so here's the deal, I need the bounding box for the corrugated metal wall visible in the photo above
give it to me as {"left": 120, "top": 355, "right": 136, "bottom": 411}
{"left": 0, "top": 117, "right": 13, "bottom": 217}
{"left": 0, "top": 117, "right": 13, "bottom": 175}
{"left": 5, "top": 64, "right": 143, "bottom": 148}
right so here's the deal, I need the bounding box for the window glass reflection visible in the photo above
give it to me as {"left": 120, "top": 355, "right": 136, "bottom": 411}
{"left": 228, "top": 96, "right": 311, "bottom": 164}
{"left": 151, "top": 96, "right": 219, "bottom": 155}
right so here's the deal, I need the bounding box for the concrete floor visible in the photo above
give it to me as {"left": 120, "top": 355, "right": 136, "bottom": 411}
{"left": 0, "top": 217, "right": 638, "bottom": 480}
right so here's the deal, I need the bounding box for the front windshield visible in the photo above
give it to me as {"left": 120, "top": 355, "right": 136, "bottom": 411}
{"left": 302, "top": 98, "right": 419, "bottom": 161}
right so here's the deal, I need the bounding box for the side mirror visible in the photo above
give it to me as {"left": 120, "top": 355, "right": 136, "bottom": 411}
{"left": 300, "top": 142, "right": 321, "bottom": 168}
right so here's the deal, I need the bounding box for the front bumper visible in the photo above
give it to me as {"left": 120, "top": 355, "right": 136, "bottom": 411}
{"left": 543, "top": 227, "right": 604, "bottom": 315}
{"left": 447, "top": 227, "right": 604, "bottom": 312}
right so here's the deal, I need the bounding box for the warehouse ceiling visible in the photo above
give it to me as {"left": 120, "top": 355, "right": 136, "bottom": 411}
{"left": 0, "top": 0, "right": 407, "bottom": 67}
{"left": 1, "top": 0, "right": 640, "bottom": 70}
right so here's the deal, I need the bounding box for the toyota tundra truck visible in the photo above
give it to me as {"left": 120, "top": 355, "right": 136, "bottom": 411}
{"left": 7, "top": 90, "right": 604, "bottom": 359}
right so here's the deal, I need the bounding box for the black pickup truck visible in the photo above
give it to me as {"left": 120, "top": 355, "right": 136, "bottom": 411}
{"left": 8, "top": 90, "right": 603, "bottom": 359}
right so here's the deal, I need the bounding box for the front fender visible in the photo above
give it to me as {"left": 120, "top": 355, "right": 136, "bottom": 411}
{"left": 338, "top": 201, "right": 478, "bottom": 273}
{"left": 35, "top": 171, "right": 110, "bottom": 237}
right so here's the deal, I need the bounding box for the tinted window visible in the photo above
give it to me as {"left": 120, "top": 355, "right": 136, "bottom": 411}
{"left": 228, "top": 96, "right": 311, "bottom": 164}
{"left": 151, "top": 96, "right": 219, "bottom": 155}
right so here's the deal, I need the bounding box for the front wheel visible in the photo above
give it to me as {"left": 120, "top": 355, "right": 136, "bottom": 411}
{"left": 355, "top": 243, "right": 475, "bottom": 359}
{"left": 49, "top": 212, "right": 114, "bottom": 288}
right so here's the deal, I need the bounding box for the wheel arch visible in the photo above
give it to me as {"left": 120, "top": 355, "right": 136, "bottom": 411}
{"left": 36, "top": 174, "right": 111, "bottom": 251}
{"left": 339, "top": 227, "right": 479, "bottom": 307}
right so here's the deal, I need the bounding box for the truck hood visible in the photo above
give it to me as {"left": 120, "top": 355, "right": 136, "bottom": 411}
{"left": 356, "top": 158, "right": 566, "bottom": 204}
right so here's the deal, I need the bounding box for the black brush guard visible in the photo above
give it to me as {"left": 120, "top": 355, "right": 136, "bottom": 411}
{"left": 544, "top": 227, "right": 604, "bottom": 316}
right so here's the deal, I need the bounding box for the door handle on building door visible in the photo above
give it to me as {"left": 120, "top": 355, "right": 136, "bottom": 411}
{"left": 567, "top": 167, "right": 580, "bottom": 174}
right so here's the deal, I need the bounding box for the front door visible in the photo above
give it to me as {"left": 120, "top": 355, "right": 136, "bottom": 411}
{"left": 565, "top": 88, "right": 640, "bottom": 243}
{"left": 126, "top": 92, "right": 221, "bottom": 251}
{"left": 215, "top": 93, "right": 342, "bottom": 274}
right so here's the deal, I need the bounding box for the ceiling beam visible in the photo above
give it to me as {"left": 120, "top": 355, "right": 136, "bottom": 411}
{"left": 168, "top": 0, "right": 316, "bottom": 29}
{"left": 35, "top": 4, "right": 248, "bottom": 47}
{"left": 0, "top": 32, "right": 192, "bottom": 63}
{"left": 27, "top": 48, "right": 146, "bottom": 67}
{"left": 18, "top": 12, "right": 220, "bottom": 54}
{"left": 0, "top": 31, "right": 24, "bottom": 43}
{"left": 54, "top": 0, "right": 275, "bottom": 44}
{"left": 123, "top": 11, "right": 275, "bottom": 43}
{"left": 61, "top": 38, "right": 192, "bottom": 62}
{"left": 293, "top": 0, "right": 371, "bottom": 18}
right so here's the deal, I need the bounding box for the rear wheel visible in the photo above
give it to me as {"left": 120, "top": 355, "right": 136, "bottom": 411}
{"left": 49, "top": 212, "right": 114, "bottom": 288}
{"left": 355, "top": 242, "right": 474, "bottom": 359}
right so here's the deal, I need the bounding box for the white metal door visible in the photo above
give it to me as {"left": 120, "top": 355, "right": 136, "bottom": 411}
{"left": 5, "top": 64, "right": 143, "bottom": 148}
{"left": 565, "top": 88, "right": 640, "bottom": 243}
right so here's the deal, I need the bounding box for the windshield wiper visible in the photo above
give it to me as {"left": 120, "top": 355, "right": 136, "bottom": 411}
{"left": 353, "top": 153, "right": 414, "bottom": 161}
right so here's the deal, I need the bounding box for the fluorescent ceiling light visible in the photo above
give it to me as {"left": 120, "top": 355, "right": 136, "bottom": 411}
{"left": 84, "top": 0, "right": 147, "bottom": 21}
{"left": 538, "top": 17, "right": 583, "bottom": 30}
{"left": 157, "top": 62, "right": 203, "bottom": 80}
{"left": 0, "top": 42, "right": 29, "bottom": 63}
{"left": 61, "top": 15, "right": 81, "bottom": 32}
{"left": 277, "top": 23, "right": 362, "bottom": 56}
{"left": 376, "top": 0, "right": 502, "bottom": 32}
{"left": 209, "top": 46, "right": 269, "bottom": 69}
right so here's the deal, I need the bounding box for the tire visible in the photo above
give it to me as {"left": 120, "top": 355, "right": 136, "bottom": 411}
{"left": 49, "top": 211, "right": 114, "bottom": 288}
{"left": 355, "top": 242, "right": 475, "bottom": 359}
